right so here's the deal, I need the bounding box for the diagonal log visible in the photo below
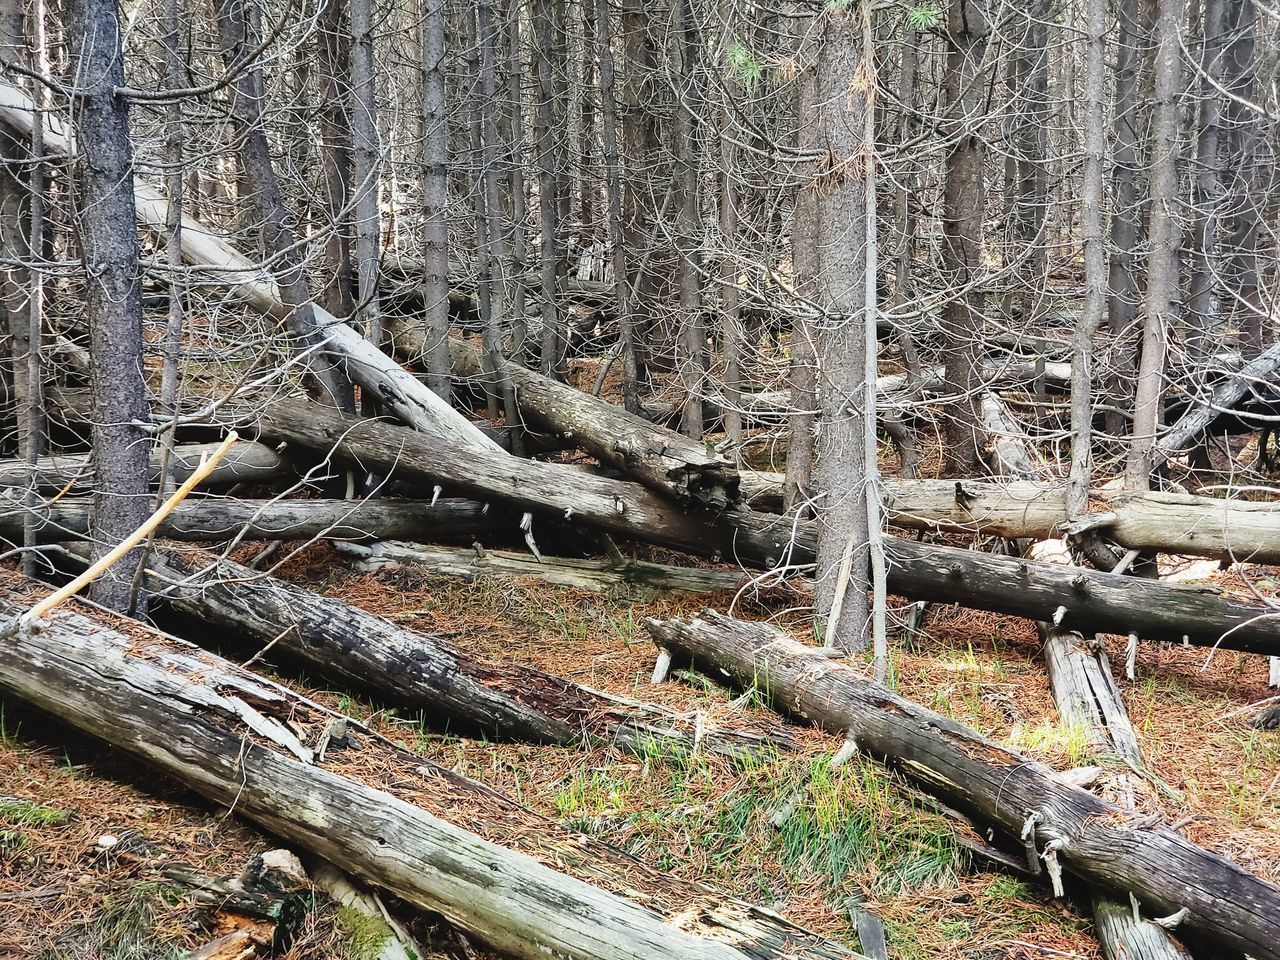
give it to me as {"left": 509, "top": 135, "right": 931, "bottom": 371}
{"left": 246, "top": 398, "right": 1280, "bottom": 655}
{"left": 0, "top": 571, "right": 859, "bottom": 960}
{"left": 144, "top": 549, "right": 785, "bottom": 757}
{"left": 643, "top": 610, "right": 1280, "bottom": 960}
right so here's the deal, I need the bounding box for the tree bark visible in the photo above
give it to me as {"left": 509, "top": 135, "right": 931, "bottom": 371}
{"left": 420, "top": 0, "right": 453, "bottom": 403}
{"left": 643, "top": 611, "right": 1280, "bottom": 960}
{"left": 0, "top": 575, "right": 863, "bottom": 960}
{"left": 350, "top": 0, "right": 380, "bottom": 354}
{"left": 66, "top": 0, "right": 152, "bottom": 611}
{"left": 319, "top": 0, "right": 355, "bottom": 319}
{"left": 0, "top": 441, "right": 288, "bottom": 491}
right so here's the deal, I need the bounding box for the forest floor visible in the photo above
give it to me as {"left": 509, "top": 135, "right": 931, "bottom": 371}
{"left": 1, "top": 541, "right": 1277, "bottom": 960}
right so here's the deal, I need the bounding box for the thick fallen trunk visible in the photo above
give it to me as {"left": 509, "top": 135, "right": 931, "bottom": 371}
{"left": 644, "top": 611, "right": 1280, "bottom": 960}
{"left": 249, "top": 399, "right": 1280, "bottom": 655}
{"left": 729, "top": 510, "right": 1280, "bottom": 655}
{"left": 741, "top": 472, "right": 1280, "bottom": 563}
{"left": 0, "top": 442, "right": 289, "bottom": 491}
{"left": 0, "top": 498, "right": 505, "bottom": 545}
{"left": 0, "top": 573, "right": 857, "bottom": 960}
{"left": 383, "top": 318, "right": 739, "bottom": 508}
{"left": 343, "top": 540, "right": 751, "bottom": 596}
{"left": 145, "top": 550, "right": 783, "bottom": 757}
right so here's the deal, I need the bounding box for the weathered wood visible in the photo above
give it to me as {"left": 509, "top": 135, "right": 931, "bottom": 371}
{"left": 1156, "top": 339, "right": 1280, "bottom": 466}
{"left": 740, "top": 473, "right": 1280, "bottom": 564}
{"left": 643, "top": 611, "right": 1280, "bottom": 960}
{"left": 386, "top": 319, "right": 740, "bottom": 508}
{"left": 0, "top": 498, "right": 506, "bottom": 545}
{"left": 0, "top": 573, "right": 860, "bottom": 960}
{"left": 247, "top": 399, "right": 1280, "bottom": 655}
{"left": 0, "top": 442, "right": 289, "bottom": 491}
{"left": 343, "top": 540, "right": 751, "bottom": 596}
{"left": 146, "top": 550, "right": 789, "bottom": 758}
{"left": 730, "top": 510, "right": 1280, "bottom": 655}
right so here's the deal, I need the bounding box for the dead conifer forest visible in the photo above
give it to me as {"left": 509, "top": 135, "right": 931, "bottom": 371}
{"left": 0, "top": 0, "right": 1279, "bottom": 955}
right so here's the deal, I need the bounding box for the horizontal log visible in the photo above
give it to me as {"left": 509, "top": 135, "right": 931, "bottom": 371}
{"left": 244, "top": 399, "right": 1280, "bottom": 654}
{"left": 146, "top": 549, "right": 785, "bottom": 757}
{"left": 644, "top": 611, "right": 1280, "bottom": 960}
{"left": 0, "top": 498, "right": 508, "bottom": 545}
{"left": 740, "top": 474, "right": 1280, "bottom": 564}
{"left": 0, "top": 442, "right": 289, "bottom": 492}
{"left": 344, "top": 540, "right": 751, "bottom": 595}
{"left": 0, "top": 570, "right": 859, "bottom": 960}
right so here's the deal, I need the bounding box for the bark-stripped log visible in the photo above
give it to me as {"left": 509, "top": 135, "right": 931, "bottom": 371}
{"left": 644, "top": 611, "right": 1280, "bottom": 960}
{"left": 145, "top": 550, "right": 784, "bottom": 757}
{"left": 343, "top": 540, "right": 752, "bottom": 595}
{"left": 0, "top": 442, "right": 289, "bottom": 491}
{"left": 0, "top": 573, "right": 859, "bottom": 960}
{"left": 0, "top": 498, "right": 507, "bottom": 545}
{"left": 739, "top": 473, "right": 1280, "bottom": 564}
{"left": 246, "top": 399, "right": 1280, "bottom": 655}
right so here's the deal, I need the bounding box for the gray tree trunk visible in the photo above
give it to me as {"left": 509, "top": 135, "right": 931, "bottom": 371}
{"left": 1186, "top": 0, "right": 1226, "bottom": 359}
{"left": 534, "top": 0, "right": 566, "bottom": 379}
{"left": 350, "top": 0, "right": 381, "bottom": 354}
{"left": 1124, "top": 0, "right": 1183, "bottom": 489}
{"left": 673, "top": 0, "right": 705, "bottom": 440}
{"left": 940, "top": 0, "right": 988, "bottom": 474}
{"left": 319, "top": 0, "right": 355, "bottom": 319}
{"left": 66, "top": 0, "right": 152, "bottom": 612}
{"left": 420, "top": 0, "right": 453, "bottom": 403}
{"left": 811, "top": 6, "right": 871, "bottom": 653}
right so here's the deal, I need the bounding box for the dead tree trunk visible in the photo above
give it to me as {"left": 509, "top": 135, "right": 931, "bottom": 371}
{"left": 438, "top": 332, "right": 739, "bottom": 508}
{"left": 66, "top": 0, "right": 152, "bottom": 611}
{"left": 249, "top": 398, "right": 1280, "bottom": 654}
{"left": 0, "top": 441, "right": 288, "bottom": 491}
{"left": 146, "top": 551, "right": 774, "bottom": 758}
{"left": 644, "top": 611, "right": 1280, "bottom": 960}
{"left": 0, "top": 575, "right": 862, "bottom": 960}
{"left": 420, "top": 0, "right": 453, "bottom": 403}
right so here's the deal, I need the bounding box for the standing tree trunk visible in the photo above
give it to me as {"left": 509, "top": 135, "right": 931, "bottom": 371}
{"left": 350, "top": 0, "right": 381, "bottom": 354}
{"left": 673, "top": 0, "right": 705, "bottom": 440}
{"left": 1125, "top": 0, "right": 1183, "bottom": 488}
{"left": 1186, "top": 0, "right": 1226, "bottom": 359}
{"left": 939, "top": 0, "right": 989, "bottom": 475}
{"left": 319, "top": 0, "right": 354, "bottom": 319}
{"left": 1105, "top": 0, "right": 1147, "bottom": 440}
{"left": 534, "top": 0, "right": 566, "bottom": 379}
{"left": 595, "top": 0, "right": 639, "bottom": 413}
{"left": 420, "top": 0, "right": 453, "bottom": 403}
{"left": 66, "top": 0, "right": 152, "bottom": 611}
{"left": 811, "top": 3, "right": 872, "bottom": 653}
{"left": 717, "top": 0, "right": 743, "bottom": 458}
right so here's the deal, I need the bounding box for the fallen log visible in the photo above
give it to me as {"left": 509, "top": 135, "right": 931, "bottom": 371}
{"left": 729, "top": 510, "right": 1280, "bottom": 656}
{"left": 1156, "top": 339, "right": 1280, "bottom": 466}
{"left": 0, "top": 442, "right": 289, "bottom": 492}
{"left": 643, "top": 610, "right": 1280, "bottom": 960}
{"left": 248, "top": 398, "right": 1280, "bottom": 655}
{"left": 741, "top": 473, "right": 1280, "bottom": 564}
{"left": 144, "top": 549, "right": 783, "bottom": 757}
{"left": 342, "top": 540, "right": 751, "bottom": 596}
{"left": 0, "top": 498, "right": 507, "bottom": 545}
{"left": 387, "top": 319, "right": 740, "bottom": 509}
{"left": 0, "top": 572, "right": 859, "bottom": 960}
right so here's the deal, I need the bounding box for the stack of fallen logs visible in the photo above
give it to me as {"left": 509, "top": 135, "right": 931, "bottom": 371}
{"left": 2, "top": 79, "right": 1280, "bottom": 959}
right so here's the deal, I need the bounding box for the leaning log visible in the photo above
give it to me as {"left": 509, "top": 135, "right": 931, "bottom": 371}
{"left": 644, "top": 611, "right": 1280, "bottom": 960}
{"left": 343, "top": 540, "right": 752, "bottom": 596}
{"left": 144, "top": 550, "right": 784, "bottom": 757}
{"left": 0, "top": 498, "right": 508, "bottom": 545}
{"left": 248, "top": 398, "right": 1280, "bottom": 655}
{"left": 0, "top": 572, "right": 859, "bottom": 960}
{"left": 0, "top": 442, "right": 289, "bottom": 492}
{"left": 387, "top": 318, "right": 740, "bottom": 509}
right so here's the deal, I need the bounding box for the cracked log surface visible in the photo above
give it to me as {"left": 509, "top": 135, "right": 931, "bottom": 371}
{"left": 644, "top": 610, "right": 1280, "bottom": 959}
{"left": 0, "top": 571, "right": 860, "bottom": 960}
{"left": 147, "top": 550, "right": 787, "bottom": 758}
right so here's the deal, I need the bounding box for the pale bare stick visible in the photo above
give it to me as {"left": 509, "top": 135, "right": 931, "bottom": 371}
{"left": 23, "top": 432, "right": 239, "bottom": 623}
